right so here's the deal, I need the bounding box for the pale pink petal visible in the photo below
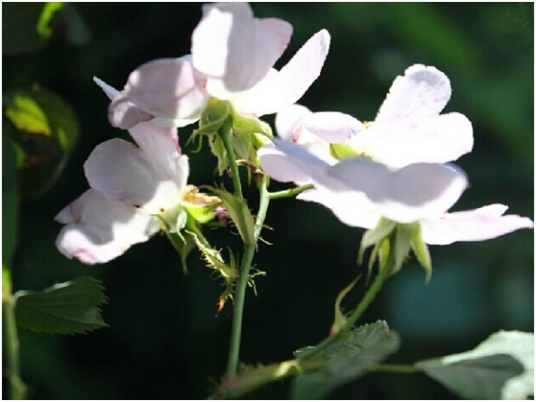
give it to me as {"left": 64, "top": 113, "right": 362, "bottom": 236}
{"left": 235, "top": 29, "right": 331, "bottom": 116}
{"left": 93, "top": 77, "right": 119, "bottom": 101}
{"left": 275, "top": 104, "right": 311, "bottom": 141}
{"left": 258, "top": 144, "right": 314, "bottom": 184}
{"left": 298, "top": 189, "right": 380, "bottom": 229}
{"left": 262, "top": 139, "right": 379, "bottom": 228}
{"left": 84, "top": 123, "right": 188, "bottom": 213}
{"left": 55, "top": 190, "right": 161, "bottom": 264}
{"left": 421, "top": 204, "right": 534, "bottom": 245}
{"left": 375, "top": 64, "right": 451, "bottom": 125}
{"left": 108, "top": 57, "right": 209, "bottom": 129}
{"left": 106, "top": 94, "right": 154, "bottom": 130}
{"left": 367, "top": 112, "right": 473, "bottom": 168}
{"left": 192, "top": 2, "right": 292, "bottom": 97}
{"left": 328, "top": 159, "right": 468, "bottom": 223}
{"left": 301, "top": 112, "right": 365, "bottom": 144}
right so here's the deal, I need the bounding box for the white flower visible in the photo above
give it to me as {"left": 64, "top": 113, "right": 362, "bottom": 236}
{"left": 94, "top": 3, "right": 330, "bottom": 129}
{"left": 259, "top": 139, "right": 533, "bottom": 245}
{"left": 274, "top": 64, "right": 473, "bottom": 170}
{"left": 56, "top": 122, "right": 189, "bottom": 264}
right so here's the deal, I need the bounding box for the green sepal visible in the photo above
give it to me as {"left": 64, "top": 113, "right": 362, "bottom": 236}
{"left": 411, "top": 223, "right": 432, "bottom": 282}
{"left": 358, "top": 218, "right": 396, "bottom": 264}
{"left": 206, "top": 186, "right": 256, "bottom": 246}
{"left": 189, "top": 232, "right": 239, "bottom": 281}
{"left": 330, "top": 276, "right": 360, "bottom": 336}
{"left": 392, "top": 222, "right": 419, "bottom": 275}
{"left": 166, "top": 230, "right": 196, "bottom": 274}
{"left": 330, "top": 142, "right": 360, "bottom": 160}
{"left": 231, "top": 108, "right": 273, "bottom": 140}
{"left": 182, "top": 186, "right": 222, "bottom": 225}
{"left": 196, "top": 98, "right": 231, "bottom": 135}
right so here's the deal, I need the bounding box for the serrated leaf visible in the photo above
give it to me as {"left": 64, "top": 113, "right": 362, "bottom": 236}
{"left": 416, "top": 331, "right": 533, "bottom": 400}
{"left": 207, "top": 187, "right": 255, "bottom": 246}
{"left": 292, "top": 321, "right": 400, "bottom": 399}
{"left": 14, "top": 277, "right": 108, "bottom": 335}
{"left": 3, "top": 86, "right": 79, "bottom": 199}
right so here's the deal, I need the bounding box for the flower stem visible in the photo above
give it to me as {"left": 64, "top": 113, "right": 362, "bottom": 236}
{"left": 225, "top": 176, "right": 270, "bottom": 380}
{"left": 298, "top": 248, "right": 394, "bottom": 361}
{"left": 219, "top": 119, "right": 243, "bottom": 201}
{"left": 268, "top": 184, "right": 314, "bottom": 200}
{"left": 3, "top": 299, "right": 26, "bottom": 400}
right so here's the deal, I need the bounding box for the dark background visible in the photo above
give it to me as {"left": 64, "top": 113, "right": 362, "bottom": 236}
{"left": 4, "top": 3, "right": 534, "bottom": 399}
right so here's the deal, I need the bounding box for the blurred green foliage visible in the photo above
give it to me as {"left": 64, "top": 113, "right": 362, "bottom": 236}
{"left": 2, "top": 3, "right": 533, "bottom": 399}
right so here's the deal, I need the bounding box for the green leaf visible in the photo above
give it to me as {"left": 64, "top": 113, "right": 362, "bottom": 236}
{"left": 3, "top": 3, "right": 64, "bottom": 54}
{"left": 14, "top": 277, "right": 108, "bottom": 335}
{"left": 3, "top": 86, "right": 79, "bottom": 199}
{"left": 2, "top": 119, "right": 19, "bottom": 270}
{"left": 207, "top": 187, "right": 256, "bottom": 246}
{"left": 292, "top": 321, "right": 400, "bottom": 399}
{"left": 62, "top": 3, "right": 92, "bottom": 46}
{"left": 416, "top": 331, "right": 532, "bottom": 399}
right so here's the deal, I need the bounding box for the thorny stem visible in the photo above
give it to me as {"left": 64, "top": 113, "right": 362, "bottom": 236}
{"left": 219, "top": 119, "right": 243, "bottom": 201}
{"left": 223, "top": 127, "right": 271, "bottom": 380}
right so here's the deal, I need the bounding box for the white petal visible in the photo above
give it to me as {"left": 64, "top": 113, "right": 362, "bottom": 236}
{"left": 328, "top": 159, "right": 468, "bottom": 223}
{"left": 422, "top": 204, "right": 534, "bottom": 245}
{"left": 107, "top": 94, "right": 154, "bottom": 130}
{"left": 258, "top": 144, "right": 313, "bottom": 184}
{"left": 375, "top": 64, "right": 451, "bottom": 125}
{"left": 93, "top": 77, "right": 119, "bottom": 101}
{"left": 301, "top": 112, "right": 365, "bottom": 144}
{"left": 275, "top": 104, "right": 312, "bottom": 140}
{"left": 84, "top": 123, "right": 188, "bottom": 213}
{"left": 298, "top": 188, "right": 380, "bottom": 229}
{"left": 109, "top": 57, "right": 209, "bottom": 129}
{"left": 235, "top": 29, "right": 330, "bottom": 116}
{"left": 192, "top": 2, "right": 292, "bottom": 97}
{"left": 367, "top": 112, "right": 473, "bottom": 168}
{"left": 55, "top": 190, "right": 161, "bottom": 264}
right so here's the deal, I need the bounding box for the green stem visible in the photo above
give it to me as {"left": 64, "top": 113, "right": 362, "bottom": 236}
{"left": 298, "top": 248, "right": 395, "bottom": 361}
{"left": 185, "top": 213, "right": 211, "bottom": 249}
{"left": 268, "top": 184, "right": 314, "bottom": 200}
{"left": 219, "top": 119, "right": 243, "bottom": 201}
{"left": 3, "top": 300, "right": 26, "bottom": 400}
{"left": 225, "top": 176, "right": 270, "bottom": 380}
{"left": 371, "top": 364, "right": 419, "bottom": 374}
